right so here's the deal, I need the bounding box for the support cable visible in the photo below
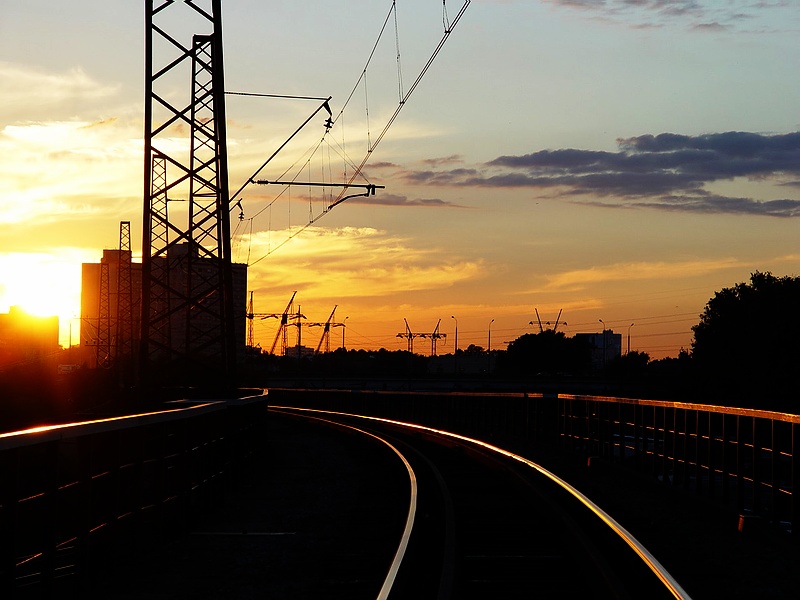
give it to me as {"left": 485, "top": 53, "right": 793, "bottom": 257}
{"left": 394, "top": 1, "right": 404, "bottom": 102}
{"left": 229, "top": 97, "right": 332, "bottom": 207}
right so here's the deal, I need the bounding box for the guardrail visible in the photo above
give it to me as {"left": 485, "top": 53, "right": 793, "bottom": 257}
{"left": 268, "top": 389, "right": 799, "bottom": 540}
{"left": 558, "top": 395, "right": 799, "bottom": 537}
{"left": 0, "top": 394, "right": 268, "bottom": 598}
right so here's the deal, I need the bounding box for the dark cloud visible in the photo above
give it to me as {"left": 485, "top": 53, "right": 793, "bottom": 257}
{"left": 692, "top": 22, "right": 728, "bottom": 32}
{"left": 543, "top": 0, "right": 791, "bottom": 32}
{"left": 405, "top": 168, "right": 480, "bottom": 186}
{"left": 420, "top": 155, "right": 463, "bottom": 166}
{"left": 346, "top": 192, "right": 458, "bottom": 208}
{"left": 587, "top": 194, "right": 800, "bottom": 217}
{"left": 404, "top": 131, "right": 800, "bottom": 217}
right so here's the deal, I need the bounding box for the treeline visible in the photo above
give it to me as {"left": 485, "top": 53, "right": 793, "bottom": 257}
{"left": 3, "top": 271, "right": 798, "bottom": 433}
{"left": 241, "top": 271, "right": 800, "bottom": 413}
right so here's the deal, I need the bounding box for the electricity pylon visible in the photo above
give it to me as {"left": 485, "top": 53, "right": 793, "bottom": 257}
{"left": 140, "top": 0, "right": 237, "bottom": 387}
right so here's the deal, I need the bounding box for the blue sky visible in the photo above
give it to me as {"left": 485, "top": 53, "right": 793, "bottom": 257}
{"left": 1, "top": 0, "right": 799, "bottom": 356}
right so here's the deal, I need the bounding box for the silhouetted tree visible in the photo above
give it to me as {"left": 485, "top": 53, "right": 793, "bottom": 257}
{"left": 499, "top": 330, "right": 591, "bottom": 376}
{"left": 463, "top": 344, "right": 485, "bottom": 354}
{"left": 606, "top": 350, "right": 651, "bottom": 377}
{"left": 691, "top": 271, "right": 800, "bottom": 409}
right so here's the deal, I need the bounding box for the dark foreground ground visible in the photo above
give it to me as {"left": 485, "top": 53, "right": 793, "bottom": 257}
{"left": 91, "top": 411, "right": 800, "bottom": 599}
{"left": 530, "top": 444, "right": 800, "bottom": 600}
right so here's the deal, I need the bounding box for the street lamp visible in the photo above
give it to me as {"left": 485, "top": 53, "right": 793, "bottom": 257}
{"left": 599, "top": 319, "right": 606, "bottom": 367}
{"left": 627, "top": 322, "right": 634, "bottom": 355}
{"left": 342, "top": 316, "right": 349, "bottom": 350}
{"left": 451, "top": 315, "right": 458, "bottom": 353}
{"left": 488, "top": 319, "right": 495, "bottom": 352}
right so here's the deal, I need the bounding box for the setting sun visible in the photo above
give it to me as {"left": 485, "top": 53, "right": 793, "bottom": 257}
{"left": 0, "top": 251, "right": 88, "bottom": 346}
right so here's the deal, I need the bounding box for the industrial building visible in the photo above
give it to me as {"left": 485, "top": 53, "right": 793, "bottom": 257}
{"left": 79, "top": 242, "right": 247, "bottom": 372}
{"left": 575, "top": 330, "right": 623, "bottom": 370}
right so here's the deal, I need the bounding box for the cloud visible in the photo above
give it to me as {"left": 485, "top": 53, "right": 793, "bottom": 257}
{"left": 240, "top": 226, "right": 485, "bottom": 300}
{"left": 0, "top": 62, "right": 119, "bottom": 118}
{"left": 541, "top": 0, "right": 795, "bottom": 32}
{"left": 345, "top": 192, "right": 459, "bottom": 208}
{"left": 0, "top": 119, "right": 142, "bottom": 224}
{"left": 408, "top": 131, "right": 800, "bottom": 217}
{"left": 542, "top": 258, "right": 744, "bottom": 291}
{"left": 605, "top": 194, "right": 800, "bottom": 217}
{"left": 420, "top": 155, "right": 464, "bottom": 167}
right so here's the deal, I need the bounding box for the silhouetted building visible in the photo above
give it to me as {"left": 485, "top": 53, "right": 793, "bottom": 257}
{"left": 80, "top": 244, "right": 247, "bottom": 369}
{"left": 285, "top": 345, "right": 316, "bottom": 358}
{"left": 80, "top": 249, "right": 142, "bottom": 368}
{"left": 0, "top": 306, "right": 59, "bottom": 368}
{"left": 575, "top": 330, "right": 622, "bottom": 370}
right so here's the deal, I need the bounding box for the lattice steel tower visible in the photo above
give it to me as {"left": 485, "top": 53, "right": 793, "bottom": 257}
{"left": 140, "top": 0, "right": 236, "bottom": 386}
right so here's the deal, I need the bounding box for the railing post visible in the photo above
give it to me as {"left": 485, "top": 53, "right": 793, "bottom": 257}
{"left": 632, "top": 403, "right": 641, "bottom": 467}
{"left": 705, "top": 411, "right": 713, "bottom": 500}
{"left": 75, "top": 435, "right": 94, "bottom": 595}
{"left": 678, "top": 408, "right": 688, "bottom": 489}
{"left": 735, "top": 415, "right": 744, "bottom": 514}
{"left": 0, "top": 448, "right": 18, "bottom": 597}
{"left": 770, "top": 419, "right": 778, "bottom": 522}
{"left": 40, "top": 440, "right": 59, "bottom": 595}
{"left": 722, "top": 413, "right": 731, "bottom": 506}
{"left": 792, "top": 422, "right": 799, "bottom": 542}
{"left": 752, "top": 416, "right": 760, "bottom": 516}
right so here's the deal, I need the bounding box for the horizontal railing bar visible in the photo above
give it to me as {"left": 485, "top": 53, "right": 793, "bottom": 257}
{"left": 0, "top": 401, "right": 226, "bottom": 451}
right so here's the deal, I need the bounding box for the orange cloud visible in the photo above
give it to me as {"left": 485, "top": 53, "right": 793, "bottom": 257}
{"left": 542, "top": 258, "right": 744, "bottom": 291}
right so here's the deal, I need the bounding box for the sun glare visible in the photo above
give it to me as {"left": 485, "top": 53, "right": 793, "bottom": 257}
{"left": 0, "top": 252, "right": 87, "bottom": 347}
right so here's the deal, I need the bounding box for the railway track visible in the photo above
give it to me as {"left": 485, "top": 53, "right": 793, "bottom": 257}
{"left": 272, "top": 406, "right": 690, "bottom": 600}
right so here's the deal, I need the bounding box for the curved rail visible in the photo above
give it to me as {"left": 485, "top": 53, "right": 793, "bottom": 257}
{"left": 271, "top": 405, "right": 692, "bottom": 600}
{"left": 271, "top": 408, "right": 418, "bottom": 600}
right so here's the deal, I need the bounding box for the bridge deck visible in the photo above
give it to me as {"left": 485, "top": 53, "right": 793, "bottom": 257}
{"left": 89, "top": 412, "right": 403, "bottom": 599}
{"left": 88, "top": 410, "right": 800, "bottom": 600}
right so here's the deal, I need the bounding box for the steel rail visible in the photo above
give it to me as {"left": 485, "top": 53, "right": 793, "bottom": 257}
{"left": 271, "top": 405, "right": 692, "bottom": 600}
{"left": 270, "top": 408, "right": 417, "bottom": 600}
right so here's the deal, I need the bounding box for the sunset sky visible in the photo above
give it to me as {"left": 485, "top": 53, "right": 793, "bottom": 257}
{"left": 2, "top": 0, "right": 799, "bottom": 358}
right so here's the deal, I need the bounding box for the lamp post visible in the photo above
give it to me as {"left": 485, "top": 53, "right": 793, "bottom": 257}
{"left": 599, "top": 319, "right": 606, "bottom": 367}
{"left": 627, "top": 322, "right": 634, "bottom": 355}
{"left": 488, "top": 319, "right": 494, "bottom": 352}
{"left": 68, "top": 315, "right": 74, "bottom": 361}
{"left": 342, "top": 316, "right": 349, "bottom": 350}
{"left": 451, "top": 315, "right": 458, "bottom": 352}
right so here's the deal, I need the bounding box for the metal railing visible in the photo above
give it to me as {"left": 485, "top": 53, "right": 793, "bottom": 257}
{"left": 268, "top": 388, "right": 799, "bottom": 539}
{"left": 0, "top": 394, "right": 268, "bottom": 598}
{"left": 558, "top": 395, "right": 799, "bottom": 536}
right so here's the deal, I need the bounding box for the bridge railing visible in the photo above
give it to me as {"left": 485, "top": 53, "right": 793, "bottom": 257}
{"left": 0, "top": 394, "right": 268, "bottom": 598}
{"left": 558, "top": 395, "right": 799, "bottom": 537}
{"left": 268, "top": 388, "right": 799, "bottom": 540}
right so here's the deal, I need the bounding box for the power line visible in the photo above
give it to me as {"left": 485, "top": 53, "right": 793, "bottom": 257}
{"left": 238, "top": 0, "right": 472, "bottom": 266}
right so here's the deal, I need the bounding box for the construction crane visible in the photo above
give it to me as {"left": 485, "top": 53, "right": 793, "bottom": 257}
{"left": 530, "top": 308, "right": 567, "bottom": 334}
{"left": 269, "top": 292, "right": 305, "bottom": 356}
{"left": 424, "top": 319, "right": 446, "bottom": 356}
{"left": 245, "top": 291, "right": 281, "bottom": 349}
{"left": 307, "top": 305, "right": 338, "bottom": 354}
{"left": 397, "top": 318, "right": 422, "bottom": 353}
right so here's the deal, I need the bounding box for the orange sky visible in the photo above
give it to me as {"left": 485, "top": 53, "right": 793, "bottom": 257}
{"left": 2, "top": 1, "right": 799, "bottom": 359}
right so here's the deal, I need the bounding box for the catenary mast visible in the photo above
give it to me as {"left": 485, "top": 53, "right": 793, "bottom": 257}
{"left": 140, "top": 0, "right": 236, "bottom": 388}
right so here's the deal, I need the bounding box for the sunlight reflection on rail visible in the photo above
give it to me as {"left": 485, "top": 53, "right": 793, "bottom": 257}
{"left": 270, "top": 405, "right": 692, "bottom": 600}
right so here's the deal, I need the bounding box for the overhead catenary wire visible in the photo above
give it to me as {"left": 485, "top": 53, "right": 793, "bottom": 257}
{"left": 333, "top": 0, "right": 471, "bottom": 200}
{"left": 241, "top": 0, "right": 472, "bottom": 266}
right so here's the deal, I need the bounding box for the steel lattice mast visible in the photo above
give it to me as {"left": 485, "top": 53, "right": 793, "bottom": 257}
{"left": 140, "top": 0, "right": 236, "bottom": 387}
